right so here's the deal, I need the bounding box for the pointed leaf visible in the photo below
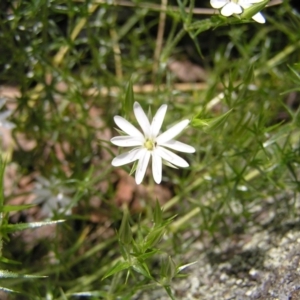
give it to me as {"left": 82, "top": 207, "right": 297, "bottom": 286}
{"left": 153, "top": 200, "right": 163, "bottom": 226}
{"left": 123, "top": 78, "right": 134, "bottom": 117}
{"left": 191, "top": 109, "right": 233, "bottom": 132}
{"left": 1, "top": 220, "right": 64, "bottom": 234}
{"left": 118, "top": 210, "right": 133, "bottom": 245}
{"left": 0, "top": 204, "right": 36, "bottom": 213}
{"left": 102, "top": 260, "right": 131, "bottom": 280}
{"left": 132, "top": 262, "right": 152, "bottom": 279}
{"left": 0, "top": 270, "right": 46, "bottom": 279}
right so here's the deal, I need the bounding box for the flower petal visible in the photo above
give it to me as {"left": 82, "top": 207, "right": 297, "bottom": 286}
{"left": 239, "top": 1, "right": 251, "bottom": 9}
{"left": 221, "top": 3, "right": 242, "bottom": 16}
{"left": 111, "top": 136, "right": 143, "bottom": 147}
{"left": 160, "top": 140, "right": 196, "bottom": 153}
{"left": 114, "top": 116, "right": 143, "bottom": 138}
{"left": 133, "top": 102, "right": 151, "bottom": 137}
{"left": 210, "top": 0, "right": 228, "bottom": 9}
{"left": 156, "top": 119, "right": 190, "bottom": 144}
{"left": 152, "top": 151, "right": 162, "bottom": 184}
{"left": 150, "top": 104, "right": 167, "bottom": 138}
{"left": 111, "top": 148, "right": 143, "bottom": 166}
{"left": 156, "top": 147, "right": 189, "bottom": 168}
{"left": 251, "top": 12, "right": 265, "bottom": 23}
{"left": 135, "top": 149, "right": 151, "bottom": 184}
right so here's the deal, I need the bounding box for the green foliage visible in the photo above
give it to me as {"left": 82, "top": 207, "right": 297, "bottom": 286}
{"left": 0, "top": 0, "right": 299, "bottom": 298}
{"left": 102, "top": 208, "right": 186, "bottom": 299}
{"left": 0, "top": 158, "right": 54, "bottom": 294}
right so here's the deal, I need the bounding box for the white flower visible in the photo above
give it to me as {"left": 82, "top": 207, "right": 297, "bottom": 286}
{"left": 111, "top": 102, "right": 195, "bottom": 184}
{"left": 210, "top": 0, "right": 266, "bottom": 24}
{"left": 0, "top": 98, "right": 15, "bottom": 131}
{"left": 33, "top": 176, "right": 74, "bottom": 217}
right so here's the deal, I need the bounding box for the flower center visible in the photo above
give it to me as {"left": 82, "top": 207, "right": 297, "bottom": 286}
{"left": 144, "top": 139, "right": 155, "bottom": 151}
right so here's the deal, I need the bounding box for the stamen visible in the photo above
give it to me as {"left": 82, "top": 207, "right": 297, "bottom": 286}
{"left": 144, "top": 139, "right": 155, "bottom": 150}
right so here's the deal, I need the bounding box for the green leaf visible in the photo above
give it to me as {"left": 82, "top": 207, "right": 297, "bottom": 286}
{"left": 143, "top": 226, "right": 165, "bottom": 249}
{"left": 0, "top": 204, "right": 36, "bottom": 213}
{"left": 288, "top": 64, "right": 300, "bottom": 82}
{"left": 153, "top": 200, "right": 163, "bottom": 226}
{"left": 132, "top": 249, "right": 160, "bottom": 261}
{"left": 132, "top": 262, "right": 152, "bottom": 279}
{"left": 0, "top": 220, "right": 65, "bottom": 234}
{"left": 187, "top": 19, "right": 218, "bottom": 37}
{"left": 160, "top": 256, "right": 176, "bottom": 281}
{"left": 240, "top": 0, "right": 268, "bottom": 20}
{"left": 0, "top": 256, "right": 21, "bottom": 265}
{"left": 102, "top": 260, "right": 131, "bottom": 280}
{"left": 118, "top": 210, "right": 132, "bottom": 245}
{"left": 163, "top": 285, "right": 176, "bottom": 300}
{"left": 0, "top": 286, "right": 18, "bottom": 293}
{"left": 123, "top": 78, "right": 134, "bottom": 117}
{"left": 191, "top": 109, "right": 233, "bottom": 132}
{"left": 177, "top": 260, "right": 198, "bottom": 272}
{"left": 0, "top": 269, "right": 46, "bottom": 279}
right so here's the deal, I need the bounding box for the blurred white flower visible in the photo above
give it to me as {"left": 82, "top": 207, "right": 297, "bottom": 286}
{"left": 0, "top": 98, "right": 15, "bottom": 132}
{"left": 111, "top": 102, "right": 195, "bottom": 184}
{"left": 33, "top": 176, "right": 74, "bottom": 217}
{"left": 210, "top": 0, "right": 265, "bottom": 23}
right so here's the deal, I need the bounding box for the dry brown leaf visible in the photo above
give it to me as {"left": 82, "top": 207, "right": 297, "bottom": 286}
{"left": 168, "top": 58, "right": 207, "bottom": 82}
{"left": 114, "top": 169, "right": 136, "bottom": 207}
{"left": 14, "top": 132, "right": 37, "bottom": 151}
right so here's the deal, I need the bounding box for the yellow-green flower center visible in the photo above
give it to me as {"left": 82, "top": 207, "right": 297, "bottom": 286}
{"left": 144, "top": 139, "right": 155, "bottom": 151}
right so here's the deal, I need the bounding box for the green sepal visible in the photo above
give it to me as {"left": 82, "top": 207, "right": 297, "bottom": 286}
{"left": 240, "top": 0, "right": 268, "bottom": 20}
{"left": 129, "top": 161, "right": 138, "bottom": 176}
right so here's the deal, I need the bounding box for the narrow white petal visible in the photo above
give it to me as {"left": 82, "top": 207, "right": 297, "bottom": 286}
{"left": 152, "top": 151, "right": 162, "bottom": 184}
{"left": 1, "top": 121, "right": 15, "bottom": 129}
{"left": 156, "top": 147, "right": 189, "bottom": 168}
{"left": 111, "top": 148, "right": 143, "bottom": 166}
{"left": 150, "top": 104, "right": 167, "bottom": 137}
{"left": 239, "top": 2, "right": 251, "bottom": 9}
{"left": 221, "top": 3, "right": 242, "bottom": 16}
{"left": 114, "top": 116, "right": 143, "bottom": 138}
{"left": 160, "top": 140, "right": 196, "bottom": 153}
{"left": 133, "top": 102, "right": 151, "bottom": 137}
{"left": 156, "top": 119, "right": 190, "bottom": 144}
{"left": 210, "top": 0, "right": 228, "bottom": 9}
{"left": 111, "top": 136, "right": 143, "bottom": 147}
{"left": 251, "top": 12, "right": 265, "bottom": 23}
{"left": 0, "top": 110, "right": 12, "bottom": 121}
{"left": 135, "top": 149, "right": 151, "bottom": 184}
